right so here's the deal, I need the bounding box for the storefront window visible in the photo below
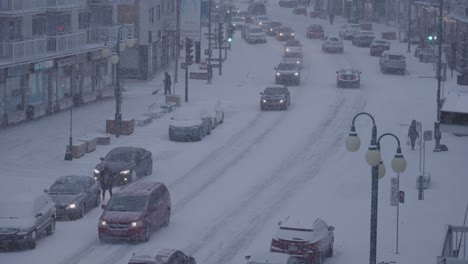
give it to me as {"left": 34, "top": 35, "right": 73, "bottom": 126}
{"left": 28, "top": 72, "right": 48, "bottom": 106}
{"left": 5, "top": 77, "right": 23, "bottom": 112}
{"left": 57, "top": 67, "right": 71, "bottom": 99}
{"left": 0, "top": 83, "right": 5, "bottom": 117}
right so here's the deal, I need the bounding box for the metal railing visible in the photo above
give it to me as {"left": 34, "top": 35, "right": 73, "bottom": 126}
{"left": 88, "top": 24, "right": 134, "bottom": 43}
{"left": 0, "top": 38, "right": 46, "bottom": 62}
{"left": 47, "top": 31, "right": 87, "bottom": 54}
{"left": 0, "top": 0, "right": 46, "bottom": 12}
{"left": 46, "top": 0, "right": 86, "bottom": 9}
{"left": 437, "top": 225, "right": 468, "bottom": 264}
{"left": 88, "top": 0, "right": 135, "bottom": 4}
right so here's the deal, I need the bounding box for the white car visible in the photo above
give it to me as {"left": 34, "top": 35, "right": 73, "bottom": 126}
{"left": 284, "top": 39, "right": 302, "bottom": 53}
{"left": 322, "top": 35, "right": 344, "bottom": 53}
{"left": 282, "top": 51, "right": 303, "bottom": 68}
{"left": 339, "top": 23, "right": 362, "bottom": 40}
{"left": 253, "top": 15, "right": 270, "bottom": 27}
{"left": 245, "top": 252, "right": 304, "bottom": 264}
{"left": 245, "top": 25, "right": 267, "bottom": 44}
{"left": 169, "top": 108, "right": 212, "bottom": 142}
{"left": 197, "top": 100, "right": 225, "bottom": 129}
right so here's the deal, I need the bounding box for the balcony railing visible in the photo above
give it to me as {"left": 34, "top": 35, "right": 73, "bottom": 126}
{"left": 88, "top": 0, "right": 135, "bottom": 5}
{"left": 0, "top": 38, "right": 46, "bottom": 62}
{"left": 47, "top": 31, "right": 87, "bottom": 54}
{"left": 46, "top": 0, "right": 86, "bottom": 9}
{"left": 0, "top": 0, "right": 46, "bottom": 14}
{"left": 88, "top": 24, "right": 134, "bottom": 43}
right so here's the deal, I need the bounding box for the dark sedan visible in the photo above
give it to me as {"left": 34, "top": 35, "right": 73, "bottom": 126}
{"left": 276, "top": 27, "right": 295, "bottom": 41}
{"left": 45, "top": 175, "right": 100, "bottom": 220}
{"left": 265, "top": 21, "right": 282, "bottom": 36}
{"left": 94, "top": 147, "right": 153, "bottom": 186}
{"left": 260, "top": 86, "right": 291, "bottom": 111}
{"left": 307, "top": 24, "right": 324, "bottom": 39}
{"left": 336, "top": 69, "right": 361, "bottom": 88}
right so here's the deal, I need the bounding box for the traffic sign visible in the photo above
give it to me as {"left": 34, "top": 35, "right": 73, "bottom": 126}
{"left": 390, "top": 177, "right": 398, "bottom": 206}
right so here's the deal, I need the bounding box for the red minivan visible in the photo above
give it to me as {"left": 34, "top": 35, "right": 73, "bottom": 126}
{"left": 98, "top": 181, "right": 171, "bottom": 242}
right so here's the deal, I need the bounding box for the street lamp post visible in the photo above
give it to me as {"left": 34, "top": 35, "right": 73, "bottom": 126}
{"left": 407, "top": 0, "right": 412, "bottom": 53}
{"left": 435, "top": 0, "right": 444, "bottom": 151}
{"left": 102, "top": 26, "right": 137, "bottom": 138}
{"left": 64, "top": 103, "right": 73, "bottom": 161}
{"left": 207, "top": 0, "right": 213, "bottom": 84}
{"left": 345, "top": 112, "right": 407, "bottom": 264}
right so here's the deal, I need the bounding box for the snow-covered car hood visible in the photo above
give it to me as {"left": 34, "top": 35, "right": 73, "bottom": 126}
{"left": 49, "top": 193, "right": 84, "bottom": 206}
{"left": 274, "top": 228, "right": 324, "bottom": 244}
{"left": 0, "top": 217, "right": 35, "bottom": 231}
{"left": 96, "top": 162, "right": 132, "bottom": 174}
{"left": 101, "top": 211, "right": 144, "bottom": 222}
{"left": 262, "top": 95, "right": 286, "bottom": 100}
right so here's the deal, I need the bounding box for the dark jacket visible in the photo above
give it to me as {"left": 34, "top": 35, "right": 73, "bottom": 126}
{"left": 163, "top": 73, "right": 172, "bottom": 88}
{"left": 408, "top": 121, "right": 419, "bottom": 141}
{"left": 99, "top": 167, "right": 112, "bottom": 189}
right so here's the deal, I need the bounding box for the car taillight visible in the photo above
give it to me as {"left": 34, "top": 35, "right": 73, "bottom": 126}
{"left": 271, "top": 239, "right": 281, "bottom": 247}
{"left": 305, "top": 242, "right": 318, "bottom": 254}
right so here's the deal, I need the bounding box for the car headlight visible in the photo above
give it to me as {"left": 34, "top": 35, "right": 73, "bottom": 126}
{"left": 94, "top": 169, "right": 100, "bottom": 174}
{"left": 130, "top": 221, "right": 143, "bottom": 228}
{"left": 291, "top": 33, "right": 295, "bottom": 36}
{"left": 294, "top": 72, "right": 299, "bottom": 76}
{"left": 296, "top": 61, "right": 300, "bottom": 64}
{"left": 286, "top": 48, "right": 290, "bottom": 52}
{"left": 262, "top": 99, "right": 267, "bottom": 103}
{"left": 270, "top": 29, "right": 273, "bottom": 31}
{"left": 99, "top": 220, "right": 107, "bottom": 227}
{"left": 233, "top": 23, "right": 236, "bottom": 26}
{"left": 279, "top": 99, "right": 284, "bottom": 103}
{"left": 17, "top": 231, "right": 28, "bottom": 236}
{"left": 120, "top": 169, "right": 130, "bottom": 175}
{"left": 276, "top": 72, "right": 280, "bottom": 76}
{"left": 280, "top": 33, "right": 283, "bottom": 36}
{"left": 66, "top": 203, "right": 77, "bottom": 209}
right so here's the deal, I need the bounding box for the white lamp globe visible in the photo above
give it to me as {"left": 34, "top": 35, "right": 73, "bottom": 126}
{"left": 378, "top": 161, "right": 386, "bottom": 179}
{"left": 345, "top": 133, "right": 361, "bottom": 152}
{"left": 119, "top": 42, "right": 127, "bottom": 52}
{"left": 110, "top": 53, "right": 119, "bottom": 65}
{"left": 365, "top": 145, "right": 381, "bottom": 166}
{"left": 391, "top": 147, "right": 407, "bottom": 173}
{"left": 126, "top": 38, "right": 137, "bottom": 48}
{"left": 101, "top": 47, "right": 112, "bottom": 57}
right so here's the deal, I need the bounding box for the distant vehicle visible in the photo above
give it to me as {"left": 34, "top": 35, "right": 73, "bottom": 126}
{"left": 238, "top": 10, "right": 252, "bottom": 23}
{"left": 284, "top": 39, "right": 302, "bottom": 53}
{"left": 276, "top": 27, "right": 295, "bottom": 41}
{"left": 231, "top": 16, "right": 246, "bottom": 29}
{"left": 369, "top": 39, "right": 390, "bottom": 56}
{"left": 336, "top": 68, "right": 361, "bottom": 88}
{"left": 306, "top": 24, "right": 324, "bottom": 39}
{"left": 253, "top": 15, "right": 270, "bottom": 27}
{"left": 197, "top": 100, "right": 225, "bottom": 129}
{"left": 275, "top": 61, "right": 301, "bottom": 86}
{"left": 128, "top": 248, "right": 197, "bottom": 264}
{"left": 339, "top": 23, "right": 361, "bottom": 40}
{"left": 248, "top": 2, "right": 266, "bottom": 16}
{"left": 270, "top": 217, "right": 335, "bottom": 264}
{"left": 94, "top": 147, "right": 153, "bottom": 185}
{"left": 260, "top": 86, "right": 291, "bottom": 111}
{"left": 0, "top": 194, "right": 56, "bottom": 249}
{"left": 98, "top": 181, "right": 171, "bottom": 242}
{"left": 45, "top": 175, "right": 100, "bottom": 220}
{"left": 169, "top": 107, "right": 212, "bottom": 142}
{"left": 347, "top": 15, "right": 360, "bottom": 24}
{"left": 278, "top": 0, "right": 298, "bottom": 8}
{"left": 352, "top": 31, "right": 375, "bottom": 47}
{"left": 245, "top": 25, "right": 267, "bottom": 44}
{"left": 265, "top": 21, "right": 283, "bottom": 36}
{"left": 282, "top": 51, "right": 303, "bottom": 68}
{"left": 322, "top": 35, "right": 344, "bottom": 53}
{"left": 245, "top": 252, "right": 304, "bottom": 264}
{"left": 380, "top": 51, "right": 406, "bottom": 75}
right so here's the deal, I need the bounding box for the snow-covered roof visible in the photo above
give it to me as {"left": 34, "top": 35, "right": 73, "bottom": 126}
{"left": 129, "top": 248, "right": 176, "bottom": 264}
{"left": 273, "top": 217, "right": 329, "bottom": 243}
{"left": 441, "top": 90, "right": 468, "bottom": 114}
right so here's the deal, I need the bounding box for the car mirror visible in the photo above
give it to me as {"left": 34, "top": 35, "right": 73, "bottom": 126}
{"left": 274, "top": 67, "right": 277, "bottom": 70}
{"left": 260, "top": 92, "right": 263, "bottom": 95}
{"left": 360, "top": 72, "right": 362, "bottom": 74}
{"left": 336, "top": 71, "right": 339, "bottom": 74}
{"left": 328, "top": 225, "right": 335, "bottom": 231}
{"left": 101, "top": 204, "right": 106, "bottom": 210}
{"left": 100, "top": 157, "right": 104, "bottom": 161}
{"left": 277, "top": 221, "right": 282, "bottom": 226}
{"left": 35, "top": 213, "right": 43, "bottom": 218}
{"left": 44, "top": 189, "right": 48, "bottom": 193}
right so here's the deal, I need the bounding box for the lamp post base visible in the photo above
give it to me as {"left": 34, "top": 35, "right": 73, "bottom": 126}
{"left": 64, "top": 152, "right": 73, "bottom": 161}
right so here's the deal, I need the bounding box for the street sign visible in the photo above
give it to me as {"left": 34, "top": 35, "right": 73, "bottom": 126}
{"left": 399, "top": 190, "right": 405, "bottom": 203}
{"left": 390, "top": 177, "right": 398, "bottom": 206}
{"left": 181, "top": 62, "right": 186, "bottom": 69}
{"left": 423, "top": 130, "right": 433, "bottom": 141}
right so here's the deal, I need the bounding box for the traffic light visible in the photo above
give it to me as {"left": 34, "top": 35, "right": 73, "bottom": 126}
{"left": 218, "top": 22, "right": 224, "bottom": 44}
{"left": 186, "top": 37, "right": 194, "bottom": 65}
{"left": 227, "top": 25, "right": 234, "bottom": 43}
{"left": 195, "top": 41, "right": 201, "bottom": 63}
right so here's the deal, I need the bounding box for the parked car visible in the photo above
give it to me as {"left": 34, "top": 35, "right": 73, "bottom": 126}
{"left": 276, "top": 27, "right": 295, "bottom": 41}
{"left": 197, "top": 100, "right": 225, "bottom": 129}
{"left": 45, "top": 175, "right": 100, "bottom": 220}
{"left": 260, "top": 86, "right": 291, "bottom": 111}
{"left": 270, "top": 217, "right": 334, "bottom": 264}
{"left": 278, "top": 0, "right": 298, "bottom": 8}
{"left": 231, "top": 16, "right": 246, "bottom": 29}
{"left": 282, "top": 51, "right": 303, "bottom": 68}
{"left": 306, "top": 24, "right": 324, "bottom": 39}
{"left": 253, "top": 15, "right": 270, "bottom": 27}
{"left": 245, "top": 252, "right": 304, "bottom": 264}
{"left": 0, "top": 194, "right": 56, "bottom": 249}
{"left": 94, "top": 147, "right": 153, "bottom": 185}
{"left": 265, "top": 21, "right": 283, "bottom": 36}
{"left": 322, "top": 35, "right": 344, "bottom": 53}
{"left": 284, "top": 39, "right": 302, "bottom": 53}
{"left": 339, "top": 23, "right": 361, "bottom": 40}
{"left": 336, "top": 68, "right": 361, "bottom": 88}
{"left": 245, "top": 25, "right": 267, "bottom": 44}
{"left": 129, "top": 248, "right": 197, "bottom": 264}
{"left": 98, "top": 181, "right": 171, "bottom": 242}
{"left": 275, "top": 61, "right": 301, "bottom": 86}
{"left": 169, "top": 108, "right": 212, "bottom": 142}
{"left": 380, "top": 51, "right": 406, "bottom": 75}
{"left": 369, "top": 39, "right": 390, "bottom": 56}
{"left": 352, "top": 31, "right": 375, "bottom": 47}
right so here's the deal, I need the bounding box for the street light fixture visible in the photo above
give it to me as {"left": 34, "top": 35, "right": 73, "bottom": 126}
{"left": 345, "top": 112, "right": 407, "bottom": 264}
{"left": 101, "top": 26, "right": 137, "bottom": 137}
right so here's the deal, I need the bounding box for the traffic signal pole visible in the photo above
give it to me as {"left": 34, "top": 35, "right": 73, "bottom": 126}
{"left": 185, "top": 36, "right": 189, "bottom": 102}
{"left": 218, "top": 22, "right": 223, "bottom": 75}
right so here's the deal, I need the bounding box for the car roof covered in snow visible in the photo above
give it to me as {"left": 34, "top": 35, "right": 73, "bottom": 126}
{"left": 441, "top": 90, "right": 468, "bottom": 114}
{"left": 273, "top": 217, "right": 329, "bottom": 243}
{"left": 129, "top": 248, "right": 177, "bottom": 264}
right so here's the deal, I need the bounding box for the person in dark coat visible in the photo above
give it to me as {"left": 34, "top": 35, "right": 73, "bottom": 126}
{"left": 163, "top": 72, "right": 171, "bottom": 95}
{"left": 329, "top": 11, "right": 335, "bottom": 25}
{"left": 408, "top": 120, "right": 419, "bottom": 150}
{"left": 99, "top": 164, "right": 113, "bottom": 201}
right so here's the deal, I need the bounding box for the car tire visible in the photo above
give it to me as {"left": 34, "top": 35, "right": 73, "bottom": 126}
{"left": 129, "top": 170, "right": 137, "bottom": 183}
{"left": 146, "top": 161, "right": 153, "bottom": 176}
{"left": 77, "top": 204, "right": 85, "bottom": 219}
{"left": 143, "top": 224, "right": 151, "bottom": 242}
{"left": 161, "top": 210, "right": 170, "bottom": 227}
{"left": 327, "top": 244, "right": 334, "bottom": 257}
{"left": 94, "top": 192, "right": 100, "bottom": 207}
{"left": 207, "top": 124, "right": 212, "bottom": 135}
{"left": 28, "top": 231, "right": 37, "bottom": 249}
{"left": 45, "top": 218, "right": 55, "bottom": 236}
{"left": 220, "top": 113, "right": 224, "bottom": 124}
{"left": 196, "top": 130, "right": 203, "bottom": 141}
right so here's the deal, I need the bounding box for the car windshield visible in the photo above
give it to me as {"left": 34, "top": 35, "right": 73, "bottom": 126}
{"left": 232, "top": 17, "right": 243, "bottom": 22}
{"left": 280, "top": 226, "right": 314, "bottom": 232}
{"left": 374, "top": 40, "right": 387, "bottom": 45}
{"left": 250, "top": 28, "right": 263, "bottom": 33}
{"left": 278, "top": 63, "right": 297, "bottom": 70}
{"left": 49, "top": 180, "right": 85, "bottom": 194}
{"left": 106, "top": 195, "right": 148, "bottom": 212}
{"left": 286, "top": 40, "right": 300, "bottom": 46}
{"left": 310, "top": 25, "right": 322, "bottom": 30}
{"left": 269, "top": 21, "right": 281, "bottom": 27}
{"left": 388, "top": 55, "right": 404, "bottom": 60}
{"left": 284, "top": 52, "right": 301, "bottom": 58}
{"left": 264, "top": 88, "right": 287, "bottom": 95}
{"left": 280, "top": 28, "right": 292, "bottom": 33}
{"left": 0, "top": 201, "right": 33, "bottom": 218}
{"left": 105, "top": 150, "right": 134, "bottom": 163}
{"left": 329, "top": 37, "right": 340, "bottom": 42}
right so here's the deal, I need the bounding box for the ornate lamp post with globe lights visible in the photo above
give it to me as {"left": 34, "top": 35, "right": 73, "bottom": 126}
{"left": 101, "top": 26, "right": 137, "bottom": 138}
{"left": 345, "top": 112, "right": 407, "bottom": 264}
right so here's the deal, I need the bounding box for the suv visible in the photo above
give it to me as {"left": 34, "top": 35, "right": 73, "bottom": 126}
{"left": 284, "top": 40, "right": 302, "bottom": 53}
{"left": 245, "top": 25, "right": 267, "bottom": 44}
{"left": 265, "top": 21, "right": 283, "bottom": 36}
{"left": 275, "top": 61, "right": 301, "bottom": 86}
{"left": 322, "top": 35, "right": 344, "bottom": 53}
{"left": 369, "top": 39, "right": 390, "bottom": 56}
{"left": 0, "top": 194, "right": 56, "bottom": 249}
{"left": 260, "top": 86, "right": 291, "bottom": 111}
{"left": 282, "top": 51, "right": 303, "bottom": 68}
{"left": 351, "top": 31, "right": 375, "bottom": 47}
{"left": 339, "top": 24, "right": 361, "bottom": 40}
{"left": 98, "top": 181, "right": 171, "bottom": 242}
{"left": 380, "top": 51, "right": 406, "bottom": 75}
{"left": 129, "top": 248, "right": 197, "bottom": 264}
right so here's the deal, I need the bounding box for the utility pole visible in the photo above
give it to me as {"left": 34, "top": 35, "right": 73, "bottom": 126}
{"left": 174, "top": 0, "right": 181, "bottom": 93}
{"left": 218, "top": 21, "right": 223, "bottom": 75}
{"left": 207, "top": 0, "right": 212, "bottom": 84}
{"left": 434, "top": 0, "right": 443, "bottom": 151}
{"left": 185, "top": 37, "right": 194, "bottom": 102}
{"left": 407, "top": 0, "right": 411, "bottom": 52}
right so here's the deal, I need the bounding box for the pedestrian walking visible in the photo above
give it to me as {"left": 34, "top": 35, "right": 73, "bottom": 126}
{"left": 99, "top": 164, "right": 113, "bottom": 201}
{"left": 163, "top": 72, "right": 171, "bottom": 95}
{"left": 329, "top": 11, "right": 335, "bottom": 25}
{"left": 408, "top": 120, "right": 419, "bottom": 150}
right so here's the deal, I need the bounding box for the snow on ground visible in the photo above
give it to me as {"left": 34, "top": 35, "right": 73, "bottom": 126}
{"left": 0, "top": 0, "right": 467, "bottom": 264}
